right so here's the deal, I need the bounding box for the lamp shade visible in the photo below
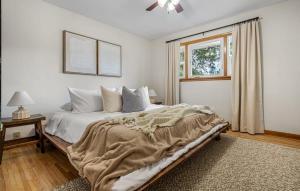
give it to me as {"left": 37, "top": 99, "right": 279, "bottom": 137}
{"left": 149, "top": 89, "right": 157, "bottom": 97}
{"left": 7, "top": 91, "right": 34, "bottom": 106}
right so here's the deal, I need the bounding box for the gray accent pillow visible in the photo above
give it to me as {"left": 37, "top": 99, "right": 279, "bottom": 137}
{"left": 122, "top": 86, "right": 147, "bottom": 113}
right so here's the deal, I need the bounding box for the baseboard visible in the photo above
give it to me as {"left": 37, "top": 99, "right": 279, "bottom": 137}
{"left": 265, "top": 130, "right": 300, "bottom": 140}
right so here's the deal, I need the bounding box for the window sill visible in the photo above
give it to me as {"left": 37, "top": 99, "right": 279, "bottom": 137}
{"left": 179, "top": 76, "right": 231, "bottom": 82}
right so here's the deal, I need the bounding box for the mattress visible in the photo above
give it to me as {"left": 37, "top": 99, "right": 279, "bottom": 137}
{"left": 45, "top": 104, "right": 227, "bottom": 191}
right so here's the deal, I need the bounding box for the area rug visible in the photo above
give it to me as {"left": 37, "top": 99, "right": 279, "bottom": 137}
{"left": 54, "top": 135, "right": 300, "bottom": 191}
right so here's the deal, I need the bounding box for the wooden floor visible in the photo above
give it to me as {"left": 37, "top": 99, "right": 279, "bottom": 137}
{"left": 0, "top": 132, "right": 299, "bottom": 191}
{"left": 0, "top": 145, "right": 78, "bottom": 191}
{"left": 226, "top": 131, "right": 300, "bottom": 149}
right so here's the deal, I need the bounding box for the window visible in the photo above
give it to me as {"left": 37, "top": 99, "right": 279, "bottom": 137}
{"left": 179, "top": 46, "right": 185, "bottom": 78}
{"left": 179, "top": 33, "right": 232, "bottom": 81}
{"left": 189, "top": 38, "right": 223, "bottom": 77}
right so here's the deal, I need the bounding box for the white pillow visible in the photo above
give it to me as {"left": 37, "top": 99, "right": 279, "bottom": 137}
{"left": 60, "top": 102, "right": 72, "bottom": 111}
{"left": 101, "top": 86, "right": 122, "bottom": 112}
{"left": 142, "top": 86, "right": 151, "bottom": 106}
{"left": 68, "top": 87, "right": 102, "bottom": 113}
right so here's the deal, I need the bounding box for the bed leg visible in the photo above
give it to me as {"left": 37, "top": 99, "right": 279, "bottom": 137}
{"left": 215, "top": 134, "right": 221, "bottom": 141}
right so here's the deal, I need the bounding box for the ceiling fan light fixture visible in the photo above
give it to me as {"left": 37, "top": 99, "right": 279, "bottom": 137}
{"left": 158, "top": 0, "right": 168, "bottom": 7}
{"left": 167, "top": 3, "right": 175, "bottom": 11}
{"left": 146, "top": 0, "right": 183, "bottom": 13}
{"left": 171, "top": 0, "right": 181, "bottom": 5}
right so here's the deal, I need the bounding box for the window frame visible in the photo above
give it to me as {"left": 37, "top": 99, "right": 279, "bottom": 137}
{"left": 179, "top": 33, "right": 232, "bottom": 82}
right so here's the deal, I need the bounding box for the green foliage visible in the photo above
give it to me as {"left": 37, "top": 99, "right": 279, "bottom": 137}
{"left": 179, "top": 50, "right": 185, "bottom": 77}
{"left": 179, "top": 64, "right": 184, "bottom": 77}
{"left": 179, "top": 51, "right": 184, "bottom": 62}
{"left": 191, "top": 45, "right": 221, "bottom": 76}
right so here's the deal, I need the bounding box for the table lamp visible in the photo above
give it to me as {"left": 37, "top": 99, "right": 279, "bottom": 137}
{"left": 7, "top": 91, "right": 34, "bottom": 119}
{"left": 149, "top": 89, "right": 158, "bottom": 103}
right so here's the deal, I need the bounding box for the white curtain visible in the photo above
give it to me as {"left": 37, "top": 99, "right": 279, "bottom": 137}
{"left": 165, "top": 41, "right": 180, "bottom": 105}
{"left": 232, "top": 20, "right": 264, "bottom": 134}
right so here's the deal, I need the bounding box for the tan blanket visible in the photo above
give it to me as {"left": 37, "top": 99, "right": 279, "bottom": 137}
{"left": 67, "top": 105, "right": 226, "bottom": 191}
{"left": 110, "top": 104, "right": 215, "bottom": 139}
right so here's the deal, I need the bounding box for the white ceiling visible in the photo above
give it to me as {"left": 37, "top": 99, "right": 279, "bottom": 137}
{"left": 44, "top": 0, "right": 285, "bottom": 39}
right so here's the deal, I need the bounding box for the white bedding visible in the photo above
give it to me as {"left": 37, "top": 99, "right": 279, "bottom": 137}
{"left": 45, "top": 104, "right": 164, "bottom": 143}
{"left": 45, "top": 104, "right": 227, "bottom": 191}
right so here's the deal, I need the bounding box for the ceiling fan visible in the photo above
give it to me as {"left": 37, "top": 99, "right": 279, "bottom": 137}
{"left": 146, "top": 0, "right": 184, "bottom": 13}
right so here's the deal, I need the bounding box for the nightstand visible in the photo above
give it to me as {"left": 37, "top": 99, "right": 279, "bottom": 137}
{"left": 153, "top": 101, "right": 163, "bottom": 105}
{"left": 0, "top": 114, "right": 46, "bottom": 164}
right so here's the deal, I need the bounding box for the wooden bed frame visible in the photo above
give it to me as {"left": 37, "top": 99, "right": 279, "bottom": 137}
{"left": 41, "top": 124, "right": 229, "bottom": 190}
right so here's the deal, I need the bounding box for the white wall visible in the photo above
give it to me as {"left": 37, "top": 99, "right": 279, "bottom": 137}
{"left": 149, "top": 0, "right": 300, "bottom": 134}
{"left": 2, "top": 0, "right": 151, "bottom": 140}
{"left": 2, "top": 0, "right": 300, "bottom": 138}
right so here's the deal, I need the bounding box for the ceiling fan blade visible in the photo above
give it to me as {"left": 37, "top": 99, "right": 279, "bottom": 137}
{"left": 146, "top": 2, "right": 159, "bottom": 11}
{"left": 175, "top": 3, "right": 184, "bottom": 13}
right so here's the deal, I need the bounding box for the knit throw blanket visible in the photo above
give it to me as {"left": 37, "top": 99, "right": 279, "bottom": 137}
{"left": 108, "top": 104, "right": 214, "bottom": 139}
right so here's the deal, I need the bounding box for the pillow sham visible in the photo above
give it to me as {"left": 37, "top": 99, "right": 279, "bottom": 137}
{"left": 101, "top": 86, "right": 122, "bottom": 112}
{"left": 60, "top": 102, "right": 72, "bottom": 111}
{"left": 142, "top": 86, "right": 151, "bottom": 106}
{"left": 122, "top": 86, "right": 147, "bottom": 113}
{"left": 68, "top": 87, "right": 102, "bottom": 113}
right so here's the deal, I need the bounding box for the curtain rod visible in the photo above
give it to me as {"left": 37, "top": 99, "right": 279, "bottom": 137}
{"left": 166, "top": 17, "right": 260, "bottom": 43}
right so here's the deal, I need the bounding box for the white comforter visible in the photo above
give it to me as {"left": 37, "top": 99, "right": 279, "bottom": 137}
{"left": 45, "top": 104, "right": 164, "bottom": 143}
{"left": 45, "top": 104, "right": 227, "bottom": 191}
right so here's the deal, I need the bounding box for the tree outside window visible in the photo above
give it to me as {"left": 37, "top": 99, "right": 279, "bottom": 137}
{"left": 191, "top": 42, "right": 222, "bottom": 76}
{"left": 178, "top": 34, "right": 232, "bottom": 81}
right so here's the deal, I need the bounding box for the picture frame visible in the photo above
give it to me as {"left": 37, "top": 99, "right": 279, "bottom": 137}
{"left": 63, "top": 31, "right": 97, "bottom": 75}
{"left": 98, "top": 40, "right": 122, "bottom": 77}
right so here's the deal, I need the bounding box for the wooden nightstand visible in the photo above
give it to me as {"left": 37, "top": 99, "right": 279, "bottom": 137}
{"left": 153, "top": 101, "right": 163, "bottom": 105}
{"left": 0, "top": 114, "right": 46, "bottom": 164}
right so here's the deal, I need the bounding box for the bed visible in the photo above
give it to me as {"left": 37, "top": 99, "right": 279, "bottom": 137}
{"left": 42, "top": 104, "right": 229, "bottom": 191}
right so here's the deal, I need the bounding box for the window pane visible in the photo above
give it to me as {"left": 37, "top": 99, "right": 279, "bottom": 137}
{"left": 227, "top": 35, "right": 233, "bottom": 76}
{"left": 179, "top": 47, "right": 185, "bottom": 78}
{"left": 190, "top": 40, "right": 223, "bottom": 77}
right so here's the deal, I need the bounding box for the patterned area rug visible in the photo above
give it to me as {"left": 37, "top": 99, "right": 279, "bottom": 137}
{"left": 54, "top": 135, "right": 300, "bottom": 191}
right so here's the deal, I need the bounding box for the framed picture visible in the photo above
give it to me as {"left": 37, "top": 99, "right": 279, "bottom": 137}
{"left": 63, "top": 31, "right": 97, "bottom": 75}
{"left": 98, "top": 41, "right": 122, "bottom": 77}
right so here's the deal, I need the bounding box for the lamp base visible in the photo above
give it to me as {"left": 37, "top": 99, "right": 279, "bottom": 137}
{"left": 12, "top": 106, "right": 30, "bottom": 120}
{"left": 150, "top": 98, "right": 156, "bottom": 104}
